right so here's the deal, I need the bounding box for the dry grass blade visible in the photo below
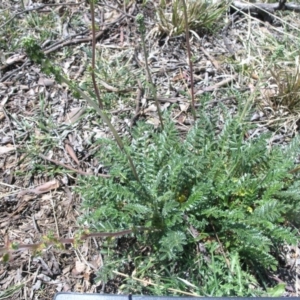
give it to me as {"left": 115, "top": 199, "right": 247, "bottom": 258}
{"left": 155, "top": 0, "right": 225, "bottom": 36}
{"left": 0, "top": 283, "right": 24, "bottom": 299}
{"left": 270, "top": 66, "right": 300, "bottom": 111}
{"left": 113, "top": 271, "right": 201, "bottom": 297}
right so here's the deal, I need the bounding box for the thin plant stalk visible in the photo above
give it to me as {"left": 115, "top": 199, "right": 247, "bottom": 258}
{"left": 1, "top": 227, "right": 154, "bottom": 259}
{"left": 136, "top": 14, "right": 164, "bottom": 129}
{"left": 182, "top": 0, "right": 196, "bottom": 121}
{"left": 141, "top": 39, "right": 164, "bottom": 129}
{"left": 90, "top": 0, "right": 104, "bottom": 109}
{"left": 59, "top": 75, "right": 140, "bottom": 182}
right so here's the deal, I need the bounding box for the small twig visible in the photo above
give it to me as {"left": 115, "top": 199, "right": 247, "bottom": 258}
{"left": 98, "top": 78, "right": 134, "bottom": 93}
{"left": 200, "top": 46, "right": 220, "bottom": 71}
{"left": 42, "top": 29, "right": 89, "bottom": 52}
{"left": 195, "top": 75, "right": 237, "bottom": 95}
{"left": 0, "top": 59, "right": 30, "bottom": 79}
{"left": 38, "top": 154, "right": 110, "bottom": 177}
{"left": 231, "top": 0, "right": 299, "bottom": 13}
{"left": 147, "top": 96, "right": 181, "bottom": 103}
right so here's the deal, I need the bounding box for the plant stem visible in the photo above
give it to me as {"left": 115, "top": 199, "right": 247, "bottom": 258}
{"left": 59, "top": 76, "right": 140, "bottom": 182}
{"left": 182, "top": 0, "right": 196, "bottom": 121}
{"left": 90, "top": 0, "right": 104, "bottom": 109}
{"left": 137, "top": 14, "right": 164, "bottom": 129}
{"left": 141, "top": 36, "right": 164, "bottom": 129}
{"left": 1, "top": 228, "right": 154, "bottom": 257}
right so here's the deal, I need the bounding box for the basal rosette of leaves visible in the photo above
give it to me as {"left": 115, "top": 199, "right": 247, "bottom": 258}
{"left": 77, "top": 108, "right": 300, "bottom": 295}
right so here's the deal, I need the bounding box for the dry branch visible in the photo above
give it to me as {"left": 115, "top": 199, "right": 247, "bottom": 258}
{"left": 231, "top": 1, "right": 300, "bottom": 14}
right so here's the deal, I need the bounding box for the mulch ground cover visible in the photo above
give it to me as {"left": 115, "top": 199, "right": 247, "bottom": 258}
{"left": 1, "top": 0, "right": 300, "bottom": 298}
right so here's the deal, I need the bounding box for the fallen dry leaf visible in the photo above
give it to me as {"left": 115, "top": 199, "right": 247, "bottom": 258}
{"left": 261, "top": 87, "right": 278, "bottom": 100}
{"left": 18, "top": 179, "right": 60, "bottom": 197}
{"left": 73, "top": 260, "right": 86, "bottom": 275}
{"left": 0, "top": 145, "right": 15, "bottom": 155}
{"left": 37, "top": 77, "right": 55, "bottom": 86}
{"left": 64, "top": 107, "right": 84, "bottom": 124}
{"left": 65, "top": 143, "right": 80, "bottom": 165}
{"left": 4, "top": 54, "right": 26, "bottom": 66}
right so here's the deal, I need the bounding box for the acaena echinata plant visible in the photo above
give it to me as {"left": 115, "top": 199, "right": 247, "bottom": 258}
{"left": 78, "top": 107, "right": 300, "bottom": 294}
